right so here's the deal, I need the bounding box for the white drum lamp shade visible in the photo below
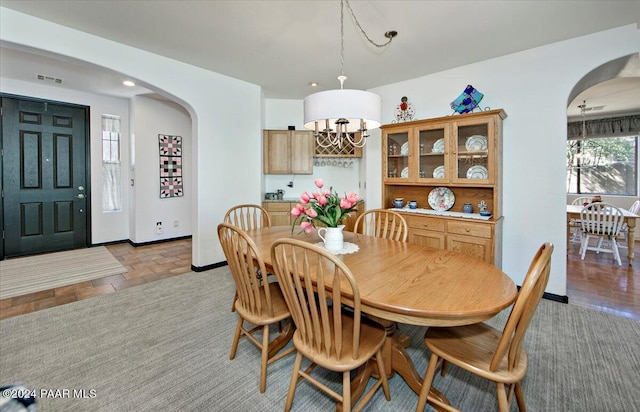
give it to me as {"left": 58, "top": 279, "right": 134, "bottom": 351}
{"left": 303, "top": 89, "right": 382, "bottom": 133}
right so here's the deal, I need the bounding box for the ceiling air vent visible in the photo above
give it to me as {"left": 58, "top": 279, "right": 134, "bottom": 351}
{"left": 583, "top": 105, "right": 605, "bottom": 112}
{"left": 36, "top": 74, "right": 63, "bottom": 84}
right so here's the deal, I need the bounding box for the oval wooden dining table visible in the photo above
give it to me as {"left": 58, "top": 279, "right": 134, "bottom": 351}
{"left": 244, "top": 226, "right": 517, "bottom": 410}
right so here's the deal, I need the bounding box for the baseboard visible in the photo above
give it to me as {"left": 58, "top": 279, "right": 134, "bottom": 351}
{"left": 127, "top": 235, "right": 192, "bottom": 247}
{"left": 192, "top": 261, "right": 228, "bottom": 272}
{"left": 543, "top": 292, "right": 569, "bottom": 303}
{"left": 93, "top": 239, "right": 130, "bottom": 247}
{"left": 517, "top": 285, "right": 568, "bottom": 304}
{"left": 93, "top": 235, "right": 192, "bottom": 248}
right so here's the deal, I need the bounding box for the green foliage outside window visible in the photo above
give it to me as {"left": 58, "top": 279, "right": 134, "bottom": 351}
{"left": 566, "top": 136, "right": 637, "bottom": 195}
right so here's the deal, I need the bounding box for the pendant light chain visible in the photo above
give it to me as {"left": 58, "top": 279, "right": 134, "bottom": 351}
{"left": 580, "top": 100, "right": 587, "bottom": 138}
{"left": 339, "top": 0, "right": 345, "bottom": 79}
{"left": 344, "top": 0, "right": 395, "bottom": 48}
{"left": 305, "top": 0, "right": 396, "bottom": 150}
{"left": 339, "top": 0, "right": 394, "bottom": 85}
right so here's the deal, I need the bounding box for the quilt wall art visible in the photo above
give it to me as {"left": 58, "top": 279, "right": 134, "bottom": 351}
{"left": 158, "top": 134, "right": 183, "bottom": 198}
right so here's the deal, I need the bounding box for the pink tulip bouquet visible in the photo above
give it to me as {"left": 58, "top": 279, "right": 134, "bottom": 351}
{"left": 291, "top": 178, "right": 362, "bottom": 233}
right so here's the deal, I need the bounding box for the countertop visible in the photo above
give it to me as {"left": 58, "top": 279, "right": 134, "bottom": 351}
{"left": 390, "top": 207, "right": 493, "bottom": 221}
{"left": 263, "top": 197, "right": 300, "bottom": 203}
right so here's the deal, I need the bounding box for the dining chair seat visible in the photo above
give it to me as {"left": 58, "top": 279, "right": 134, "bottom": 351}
{"left": 416, "top": 242, "right": 553, "bottom": 412}
{"left": 292, "top": 314, "right": 386, "bottom": 372}
{"left": 234, "top": 282, "right": 290, "bottom": 325}
{"left": 422, "top": 322, "right": 529, "bottom": 383}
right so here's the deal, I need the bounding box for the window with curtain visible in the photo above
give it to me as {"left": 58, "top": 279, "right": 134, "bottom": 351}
{"left": 566, "top": 115, "right": 639, "bottom": 196}
{"left": 102, "top": 115, "right": 122, "bottom": 211}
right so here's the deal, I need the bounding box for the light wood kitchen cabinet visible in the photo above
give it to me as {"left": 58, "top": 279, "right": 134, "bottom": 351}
{"left": 263, "top": 201, "right": 364, "bottom": 230}
{"left": 263, "top": 202, "right": 293, "bottom": 226}
{"left": 263, "top": 130, "right": 314, "bottom": 174}
{"left": 381, "top": 109, "right": 506, "bottom": 266}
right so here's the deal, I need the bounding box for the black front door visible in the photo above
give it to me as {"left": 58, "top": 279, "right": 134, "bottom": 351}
{"left": 1, "top": 96, "right": 90, "bottom": 259}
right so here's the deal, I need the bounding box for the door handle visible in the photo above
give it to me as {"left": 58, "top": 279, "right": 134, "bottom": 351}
{"left": 75, "top": 194, "right": 86, "bottom": 199}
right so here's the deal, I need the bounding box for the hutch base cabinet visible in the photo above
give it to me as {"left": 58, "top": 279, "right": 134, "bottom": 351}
{"left": 403, "top": 213, "right": 503, "bottom": 266}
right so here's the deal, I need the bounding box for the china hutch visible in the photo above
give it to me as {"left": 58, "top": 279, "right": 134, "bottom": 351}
{"left": 381, "top": 109, "right": 507, "bottom": 266}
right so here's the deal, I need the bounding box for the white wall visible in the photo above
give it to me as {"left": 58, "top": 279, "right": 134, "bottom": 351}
{"left": 131, "top": 96, "right": 192, "bottom": 243}
{"left": 366, "top": 24, "right": 639, "bottom": 296}
{"left": 264, "top": 99, "right": 363, "bottom": 201}
{"left": 1, "top": 7, "right": 263, "bottom": 267}
{"left": 0, "top": 77, "right": 131, "bottom": 244}
{"left": 3, "top": 7, "right": 637, "bottom": 294}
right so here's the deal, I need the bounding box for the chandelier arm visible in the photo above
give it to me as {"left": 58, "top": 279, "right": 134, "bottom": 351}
{"left": 316, "top": 133, "right": 340, "bottom": 148}
{"left": 347, "top": 133, "right": 367, "bottom": 148}
{"left": 344, "top": 0, "right": 394, "bottom": 48}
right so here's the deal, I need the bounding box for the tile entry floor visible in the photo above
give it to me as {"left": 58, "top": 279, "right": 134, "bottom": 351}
{"left": 0, "top": 239, "right": 192, "bottom": 321}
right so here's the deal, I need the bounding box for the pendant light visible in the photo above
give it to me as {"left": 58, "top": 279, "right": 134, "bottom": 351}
{"left": 303, "top": 0, "right": 397, "bottom": 148}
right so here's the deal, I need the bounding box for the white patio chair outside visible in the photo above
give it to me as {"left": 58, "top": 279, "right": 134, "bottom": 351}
{"left": 579, "top": 203, "right": 624, "bottom": 266}
{"left": 569, "top": 197, "right": 595, "bottom": 244}
{"left": 615, "top": 200, "right": 640, "bottom": 250}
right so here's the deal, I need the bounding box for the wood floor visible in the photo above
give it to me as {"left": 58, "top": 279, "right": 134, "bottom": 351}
{"left": 0, "top": 239, "right": 192, "bottom": 321}
{"left": 1, "top": 237, "right": 638, "bottom": 321}
{"left": 566, "top": 238, "right": 640, "bottom": 321}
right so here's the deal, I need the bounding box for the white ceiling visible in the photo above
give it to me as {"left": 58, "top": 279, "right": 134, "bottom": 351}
{"left": 1, "top": 0, "right": 639, "bottom": 118}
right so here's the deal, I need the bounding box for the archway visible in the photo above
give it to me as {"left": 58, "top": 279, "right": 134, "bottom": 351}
{"left": 0, "top": 42, "right": 197, "bottom": 249}
{"left": 565, "top": 53, "right": 640, "bottom": 319}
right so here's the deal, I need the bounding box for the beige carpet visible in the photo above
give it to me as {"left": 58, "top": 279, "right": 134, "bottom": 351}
{"left": 1, "top": 268, "right": 639, "bottom": 411}
{"left": 0, "top": 246, "right": 126, "bottom": 300}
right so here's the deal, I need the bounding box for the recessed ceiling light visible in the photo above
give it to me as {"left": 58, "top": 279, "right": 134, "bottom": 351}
{"left": 123, "top": 80, "right": 135, "bottom": 87}
{"left": 309, "top": 82, "right": 318, "bottom": 87}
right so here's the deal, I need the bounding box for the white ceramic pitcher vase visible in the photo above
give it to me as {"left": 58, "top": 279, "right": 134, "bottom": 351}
{"left": 317, "top": 225, "right": 345, "bottom": 252}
